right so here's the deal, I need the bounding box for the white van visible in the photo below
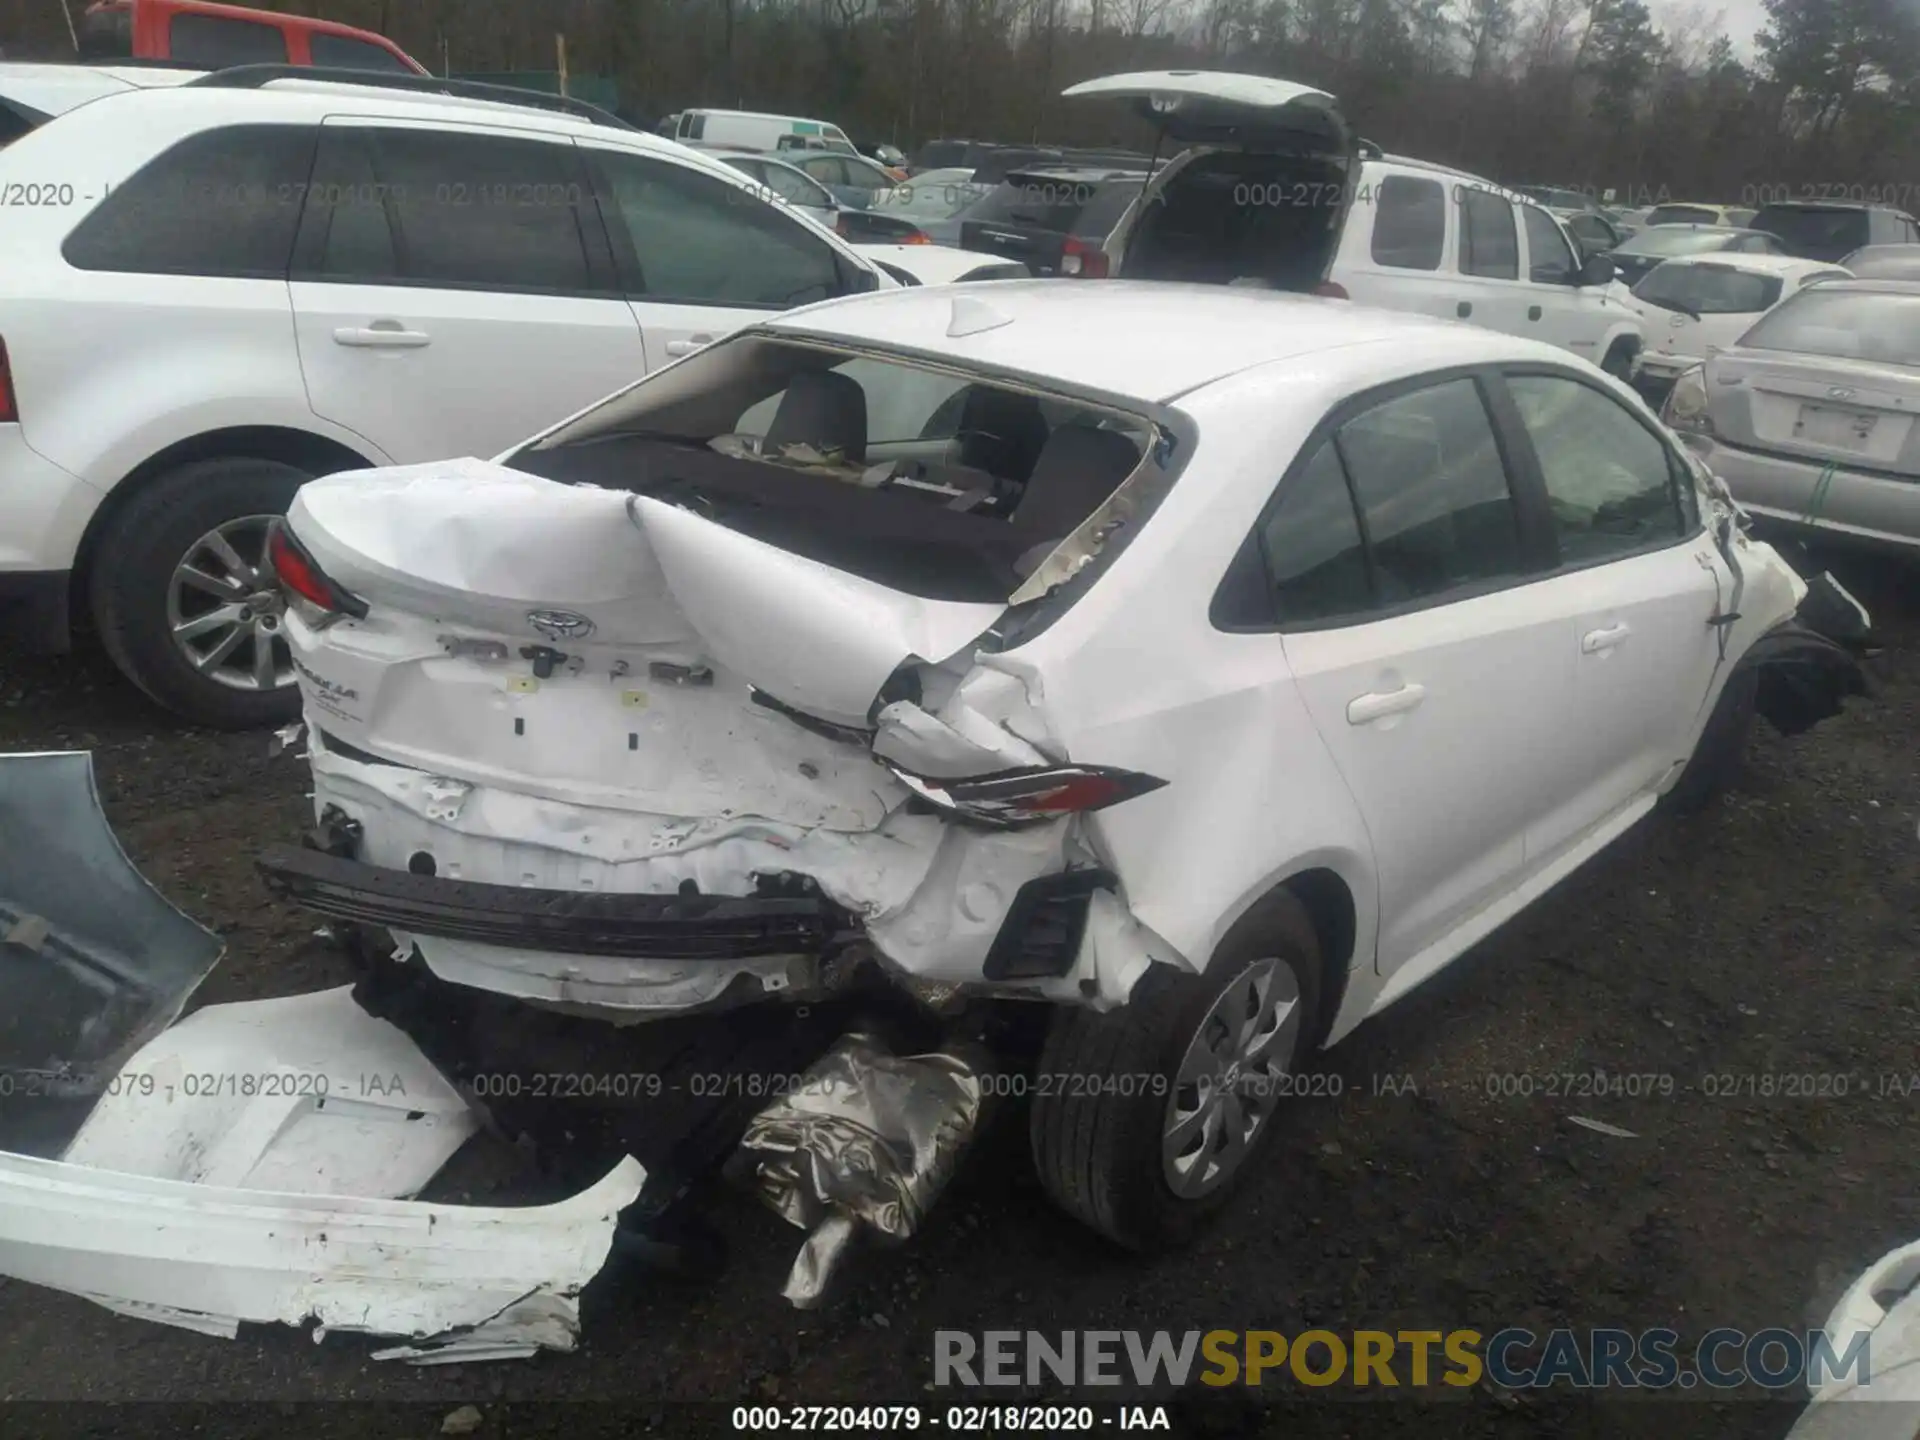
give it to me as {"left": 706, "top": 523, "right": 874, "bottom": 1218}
{"left": 675, "top": 108, "right": 857, "bottom": 157}
{"left": 1064, "top": 71, "right": 1646, "bottom": 377}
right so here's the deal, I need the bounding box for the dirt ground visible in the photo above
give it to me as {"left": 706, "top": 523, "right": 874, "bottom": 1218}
{"left": 0, "top": 546, "right": 1913, "bottom": 1439}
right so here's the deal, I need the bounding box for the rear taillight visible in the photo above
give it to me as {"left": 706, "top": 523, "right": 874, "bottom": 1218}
{"left": 902, "top": 229, "right": 933, "bottom": 244}
{"left": 886, "top": 762, "right": 1166, "bottom": 827}
{"left": 1312, "top": 280, "right": 1350, "bottom": 299}
{"left": 0, "top": 338, "right": 16, "bottom": 423}
{"left": 833, "top": 214, "right": 850, "bottom": 237}
{"left": 268, "top": 521, "right": 367, "bottom": 620}
{"left": 1060, "top": 236, "right": 1110, "bottom": 278}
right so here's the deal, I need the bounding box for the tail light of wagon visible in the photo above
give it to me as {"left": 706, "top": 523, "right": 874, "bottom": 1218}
{"left": 1060, "top": 236, "right": 1109, "bottom": 278}
{"left": 885, "top": 762, "right": 1167, "bottom": 827}
{"left": 269, "top": 520, "right": 368, "bottom": 621}
{"left": 0, "top": 338, "right": 17, "bottom": 423}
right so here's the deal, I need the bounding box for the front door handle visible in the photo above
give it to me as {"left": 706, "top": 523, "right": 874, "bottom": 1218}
{"left": 1527, "top": 304, "right": 1543, "bottom": 320}
{"left": 334, "top": 321, "right": 431, "bottom": 349}
{"left": 1346, "top": 683, "right": 1426, "bottom": 726}
{"left": 1582, "top": 622, "right": 1631, "bottom": 654}
{"left": 665, "top": 334, "right": 715, "bottom": 357}
{"left": 1456, "top": 301, "right": 1472, "bottom": 318}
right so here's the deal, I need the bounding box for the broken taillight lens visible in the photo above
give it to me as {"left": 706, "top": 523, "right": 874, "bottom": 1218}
{"left": 886, "top": 763, "right": 1167, "bottom": 827}
{"left": 268, "top": 521, "right": 368, "bottom": 620}
{"left": 1060, "top": 236, "right": 1110, "bottom": 278}
{"left": 0, "top": 338, "right": 17, "bottom": 423}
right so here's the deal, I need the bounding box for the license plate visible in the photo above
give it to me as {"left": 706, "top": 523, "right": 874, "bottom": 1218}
{"left": 1795, "top": 403, "right": 1877, "bottom": 451}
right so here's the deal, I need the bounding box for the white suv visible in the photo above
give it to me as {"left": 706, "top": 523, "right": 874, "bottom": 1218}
{"left": 1063, "top": 71, "right": 1644, "bottom": 376}
{"left": 0, "top": 68, "right": 886, "bottom": 727}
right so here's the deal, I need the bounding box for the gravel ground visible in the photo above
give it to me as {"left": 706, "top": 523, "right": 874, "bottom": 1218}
{"left": 0, "top": 547, "right": 1913, "bottom": 1439}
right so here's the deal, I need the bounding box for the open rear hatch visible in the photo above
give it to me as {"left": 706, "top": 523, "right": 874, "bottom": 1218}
{"left": 1060, "top": 70, "right": 1360, "bottom": 289}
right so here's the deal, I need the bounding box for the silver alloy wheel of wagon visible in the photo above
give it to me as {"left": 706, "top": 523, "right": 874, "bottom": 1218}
{"left": 165, "top": 514, "right": 295, "bottom": 692}
{"left": 1161, "top": 956, "right": 1302, "bottom": 1199}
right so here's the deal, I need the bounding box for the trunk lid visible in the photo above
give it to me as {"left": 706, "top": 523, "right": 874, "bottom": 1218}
{"left": 1706, "top": 352, "right": 1920, "bottom": 477}
{"left": 282, "top": 461, "right": 1005, "bottom": 828}
{"left": 1060, "top": 71, "right": 1350, "bottom": 154}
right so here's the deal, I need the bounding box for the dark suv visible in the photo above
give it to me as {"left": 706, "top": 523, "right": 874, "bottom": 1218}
{"left": 1750, "top": 201, "right": 1920, "bottom": 262}
{"left": 959, "top": 167, "right": 1146, "bottom": 276}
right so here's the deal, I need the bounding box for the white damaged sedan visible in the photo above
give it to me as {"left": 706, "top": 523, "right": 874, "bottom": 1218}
{"left": 262, "top": 281, "right": 1865, "bottom": 1251}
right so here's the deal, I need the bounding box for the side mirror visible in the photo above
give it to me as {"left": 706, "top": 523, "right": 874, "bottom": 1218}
{"left": 1580, "top": 253, "right": 1617, "bottom": 286}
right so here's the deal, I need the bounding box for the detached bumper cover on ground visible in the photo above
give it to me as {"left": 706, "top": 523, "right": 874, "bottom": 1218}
{"left": 0, "top": 752, "right": 645, "bottom": 1363}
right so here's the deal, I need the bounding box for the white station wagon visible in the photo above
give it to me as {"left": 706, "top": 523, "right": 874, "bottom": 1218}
{"left": 262, "top": 283, "right": 1864, "bottom": 1250}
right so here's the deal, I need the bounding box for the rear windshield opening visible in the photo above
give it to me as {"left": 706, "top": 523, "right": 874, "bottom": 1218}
{"left": 1117, "top": 150, "right": 1345, "bottom": 290}
{"left": 511, "top": 337, "right": 1159, "bottom": 604}
{"left": 1633, "top": 263, "right": 1783, "bottom": 314}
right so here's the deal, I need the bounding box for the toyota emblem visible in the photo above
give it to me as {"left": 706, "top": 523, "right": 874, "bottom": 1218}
{"left": 527, "top": 609, "right": 595, "bottom": 642}
{"left": 1827, "top": 386, "right": 1857, "bottom": 400}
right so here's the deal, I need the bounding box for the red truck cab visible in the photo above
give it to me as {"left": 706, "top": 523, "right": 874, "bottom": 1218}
{"left": 78, "top": 0, "right": 429, "bottom": 74}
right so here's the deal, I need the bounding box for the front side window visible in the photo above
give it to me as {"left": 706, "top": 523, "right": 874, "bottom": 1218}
{"left": 594, "top": 150, "right": 845, "bottom": 307}
{"left": 1521, "top": 205, "right": 1578, "bottom": 282}
{"left": 305, "top": 128, "right": 594, "bottom": 293}
{"left": 64, "top": 124, "right": 315, "bottom": 278}
{"left": 1507, "top": 374, "right": 1688, "bottom": 562}
{"left": 1335, "top": 377, "right": 1525, "bottom": 603}
{"left": 168, "top": 12, "right": 288, "bottom": 64}
{"left": 1370, "top": 175, "right": 1445, "bottom": 271}
{"left": 1459, "top": 188, "right": 1519, "bottom": 279}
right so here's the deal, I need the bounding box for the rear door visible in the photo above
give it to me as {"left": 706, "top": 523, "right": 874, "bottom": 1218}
{"left": 288, "top": 118, "right": 645, "bottom": 464}
{"left": 580, "top": 142, "right": 863, "bottom": 368}
{"left": 1494, "top": 368, "right": 1723, "bottom": 860}
{"left": 1266, "top": 372, "right": 1571, "bottom": 978}
{"left": 1452, "top": 185, "right": 1529, "bottom": 335}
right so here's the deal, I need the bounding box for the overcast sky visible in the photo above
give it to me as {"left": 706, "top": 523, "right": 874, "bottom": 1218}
{"left": 1654, "top": 0, "right": 1771, "bottom": 58}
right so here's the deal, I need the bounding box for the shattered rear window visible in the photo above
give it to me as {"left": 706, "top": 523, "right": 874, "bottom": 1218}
{"left": 511, "top": 336, "right": 1160, "bottom": 604}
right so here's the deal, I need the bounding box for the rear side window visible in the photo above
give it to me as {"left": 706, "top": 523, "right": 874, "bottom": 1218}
{"left": 1459, "top": 188, "right": 1519, "bottom": 279}
{"left": 593, "top": 150, "right": 845, "bottom": 307}
{"left": 1334, "top": 377, "right": 1524, "bottom": 603}
{"left": 1257, "top": 441, "right": 1373, "bottom": 623}
{"left": 300, "top": 128, "right": 595, "bottom": 293}
{"left": 1370, "top": 175, "right": 1444, "bottom": 270}
{"left": 310, "top": 34, "right": 414, "bottom": 71}
{"left": 1507, "top": 374, "right": 1689, "bottom": 562}
{"left": 168, "top": 12, "right": 289, "bottom": 65}
{"left": 64, "top": 124, "right": 316, "bottom": 278}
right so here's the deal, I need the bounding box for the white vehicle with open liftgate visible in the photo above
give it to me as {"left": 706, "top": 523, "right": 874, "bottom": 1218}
{"left": 259, "top": 282, "right": 1864, "bottom": 1251}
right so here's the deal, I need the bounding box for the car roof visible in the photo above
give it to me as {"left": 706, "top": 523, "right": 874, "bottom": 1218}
{"left": 40, "top": 76, "right": 730, "bottom": 161}
{"left": 0, "top": 61, "right": 204, "bottom": 117}
{"left": 765, "top": 280, "right": 1556, "bottom": 402}
{"left": 1001, "top": 165, "right": 1144, "bottom": 184}
{"left": 1784, "top": 276, "right": 1920, "bottom": 296}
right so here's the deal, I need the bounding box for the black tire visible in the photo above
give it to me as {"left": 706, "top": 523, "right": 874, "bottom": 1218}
{"left": 90, "top": 457, "right": 311, "bottom": 730}
{"left": 1030, "top": 889, "right": 1323, "bottom": 1253}
{"left": 1661, "top": 665, "right": 1759, "bottom": 814}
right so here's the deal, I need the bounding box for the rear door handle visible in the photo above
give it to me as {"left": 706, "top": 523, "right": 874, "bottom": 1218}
{"left": 333, "top": 322, "right": 430, "bottom": 349}
{"left": 665, "top": 334, "right": 714, "bottom": 357}
{"left": 1456, "top": 301, "right": 1472, "bottom": 318}
{"left": 1527, "top": 304, "right": 1543, "bottom": 321}
{"left": 1346, "top": 683, "right": 1426, "bottom": 725}
{"left": 1582, "top": 622, "right": 1631, "bottom": 654}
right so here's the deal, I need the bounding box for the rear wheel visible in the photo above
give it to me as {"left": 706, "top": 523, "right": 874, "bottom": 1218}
{"left": 1601, "top": 339, "right": 1638, "bottom": 381}
{"left": 90, "top": 457, "right": 311, "bottom": 729}
{"left": 1029, "top": 890, "right": 1322, "bottom": 1252}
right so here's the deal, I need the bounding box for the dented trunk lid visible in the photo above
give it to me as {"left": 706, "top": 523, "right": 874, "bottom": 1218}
{"left": 283, "top": 461, "right": 1006, "bottom": 828}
